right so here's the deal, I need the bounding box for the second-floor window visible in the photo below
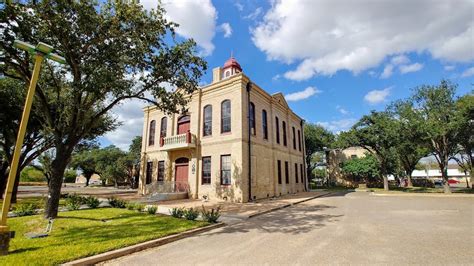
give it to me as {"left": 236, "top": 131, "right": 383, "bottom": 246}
{"left": 160, "top": 117, "right": 167, "bottom": 139}
{"left": 292, "top": 126, "right": 296, "bottom": 149}
{"left": 221, "top": 100, "right": 231, "bottom": 133}
{"left": 157, "top": 161, "right": 164, "bottom": 182}
{"left": 249, "top": 102, "right": 256, "bottom": 135}
{"left": 203, "top": 105, "right": 212, "bottom": 136}
{"left": 202, "top": 156, "right": 211, "bottom": 184}
{"left": 148, "top": 120, "right": 156, "bottom": 146}
{"left": 262, "top": 110, "right": 268, "bottom": 140}
{"left": 275, "top": 117, "right": 280, "bottom": 144}
{"left": 298, "top": 129, "right": 302, "bottom": 151}
{"left": 282, "top": 121, "right": 287, "bottom": 146}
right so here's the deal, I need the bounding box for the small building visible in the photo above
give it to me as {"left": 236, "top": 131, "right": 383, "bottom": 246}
{"left": 139, "top": 56, "right": 307, "bottom": 202}
{"left": 327, "top": 147, "right": 368, "bottom": 187}
{"left": 75, "top": 173, "right": 101, "bottom": 185}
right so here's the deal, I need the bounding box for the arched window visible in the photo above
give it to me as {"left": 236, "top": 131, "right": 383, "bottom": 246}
{"left": 221, "top": 100, "right": 231, "bottom": 133}
{"left": 262, "top": 110, "right": 268, "bottom": 140}
{"left": 148, "top": 120, "right": 156, "bottom": 146}
{"left": 249, "top": 102, "right": 256, "bottom": 135}
{"left": 203, "top": 105, "right": 212, "bottom": 136}
{"left": 160, "top": 117, "right": 167, "bottom": 139}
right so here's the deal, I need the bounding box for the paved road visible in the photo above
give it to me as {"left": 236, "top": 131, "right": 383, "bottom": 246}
{"left": 105, "top": 192, "right": 473, "bottom": 265}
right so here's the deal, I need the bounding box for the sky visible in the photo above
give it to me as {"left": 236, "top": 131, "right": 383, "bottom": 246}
{"left": 100, "top": 0, "right": 474, "bottom": 150}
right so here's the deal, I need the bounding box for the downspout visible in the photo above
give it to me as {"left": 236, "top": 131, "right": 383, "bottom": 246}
{"left": 195, "top": 89, "right": 202, "bottom": 199}
{"left": 300, "top": 120, "right": 307, "bottom": 192}
{"left": 246, "top": 82, "right": 252, "bottom": 201}
{"left": 142, "top": 107, "right": 150, "bottom": 195}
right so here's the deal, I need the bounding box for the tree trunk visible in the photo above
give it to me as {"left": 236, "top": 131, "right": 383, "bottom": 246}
{"left": 383, "top": 175, "right": 389, "bottom": 191}
{"left": 85, "top": 174, "right": 91, "bottom": 187}
{"left": 441, "top": 167, "right": 451, "bottom": 193}
{"left": 44, "top": 157, "right": 68, "bottom": 218}
{"left": 407, "top": 174, "right": 413, "bottom": 188}
{"left": 10, "top": 171, "right": 20, "bottom": 203}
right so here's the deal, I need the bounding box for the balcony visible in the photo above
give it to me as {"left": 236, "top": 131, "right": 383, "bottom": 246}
{"left": 159, "top": 131, "right": 196, "bottom": 151}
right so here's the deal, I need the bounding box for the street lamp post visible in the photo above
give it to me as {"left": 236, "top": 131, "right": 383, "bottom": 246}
{"left": 0, "top": 40, "right": 65, "bottom": 255}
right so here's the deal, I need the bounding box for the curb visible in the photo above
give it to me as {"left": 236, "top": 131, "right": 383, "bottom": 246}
{"left": 247, "top": 192, "right": 333, "bottom": 219}
{"left": 64, "top": 222, "right": 225, "bottom": 265}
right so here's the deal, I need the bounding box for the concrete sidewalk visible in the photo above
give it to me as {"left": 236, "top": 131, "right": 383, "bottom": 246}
{"left": 156, "top": 191, "right": 333, "bottom": 223}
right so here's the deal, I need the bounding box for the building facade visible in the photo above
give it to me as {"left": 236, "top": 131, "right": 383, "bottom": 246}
{"left": 139, "top": 57, "right": 307, "bottom": 202}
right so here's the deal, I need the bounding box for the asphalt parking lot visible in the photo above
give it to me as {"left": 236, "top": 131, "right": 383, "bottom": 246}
{"left": 105, "top": 191, "right": 474, "bottom": 265}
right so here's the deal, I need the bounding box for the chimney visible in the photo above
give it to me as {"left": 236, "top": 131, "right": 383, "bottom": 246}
{"left": 212, "top": 67, "right": 222, "bottom": 83}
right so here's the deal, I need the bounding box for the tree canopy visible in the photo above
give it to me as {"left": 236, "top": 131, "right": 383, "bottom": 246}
{"left": 0, "top": 1, "right": 207, "bottom": 218}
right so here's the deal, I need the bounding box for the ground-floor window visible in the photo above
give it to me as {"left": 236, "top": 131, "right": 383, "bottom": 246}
{"left": 277, "top": 160, "right": 282, "bottom": 184}
{"left": 221, "top": 155, "right": 231, "bottom": 185}
{"left": 202, "top": 156, "right": 211, "bottom": 184}
{"left": 285, "top": 161, "right": 289, "bottom": 184}
{"left": 300, "top": 164, "right": 304, "bottom": 183}
{"left": 295, "top": 163, "right": 299, "bottom": 183}
{"left": 157, "top": 161, "right": 165, "bottom": 182}
{"left": 146, "top": 161, "right": 153, "bottom": 184}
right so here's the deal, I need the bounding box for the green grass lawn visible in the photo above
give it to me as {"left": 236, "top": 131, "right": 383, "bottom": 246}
{"left": 0, "top": 208, "right": 208, "bottom": 265}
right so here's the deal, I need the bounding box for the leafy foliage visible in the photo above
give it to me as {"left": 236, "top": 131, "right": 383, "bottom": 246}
{"left": 341, "top": 154, "right": 380, "bottom": 184}
{"left": 183, "top": 208, "right": 200, "bottom": 221}
{"left": 13, "top": 203, "right": 38, "bottom": 217}
{"left": 84, "top": 196, "right": 100, "bottom": 209}
{"left": 304, "top": 124, "right": 334, "bottom": 180}
{"left": 65, "top": 193, "right": 85, "bottom": 210}
{"left": 170, "top": 207, "right": 185, "bottom": 218}
{"left": 201, "top": 205, "right": 221, "bottom": 223}
{"left": 107, "top": 197, "right": 127, "bottom": 208}
{"left": 1, "top": 1, "right": 206, "bottom": 218}
{"left": 146, "top": 205, "right": 158, "bottom": 215}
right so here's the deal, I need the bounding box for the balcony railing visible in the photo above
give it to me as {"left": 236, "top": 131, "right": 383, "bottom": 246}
{"left": 159, "top": 131, "right": 196, "bottom": 151}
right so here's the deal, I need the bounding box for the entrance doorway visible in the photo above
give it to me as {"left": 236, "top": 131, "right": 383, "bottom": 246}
{"left": 175, "top": 157, "right": 189, "bottom": 192}
{"left": 177, "top": 115, "right": 190, "bottom": 134}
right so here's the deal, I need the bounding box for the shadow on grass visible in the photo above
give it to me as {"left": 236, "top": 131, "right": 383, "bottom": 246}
{"left": 9, "top": 247, "right": 41, "bottom": 254}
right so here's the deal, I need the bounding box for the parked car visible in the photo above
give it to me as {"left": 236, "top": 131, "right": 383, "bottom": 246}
{"left": 448, "top": 179, "right": 460, "bottom": 184}
{"left": 434, "top": 179, "right": 443, "bottom": 186}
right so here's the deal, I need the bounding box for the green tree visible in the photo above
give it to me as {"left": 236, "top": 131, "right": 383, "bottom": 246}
{"left": 70, "top": 148, "right": 100, "bottom": 187}
{"left": 389, "top": 100, "right": 430, "bottom": 187}
{"left": 304, "top": 123, "right": 334, "bottom": 182}
{"left": 452, "top": 94, "right": 474, "bottom": 188}
{"left": 128, "top": 136, "right": 142, "bottom": 188}
{"left": 95, "top": 146, "right": 128, "bottom": 186}
{"left": 341, "top": 154, "right": 380, "bottom": 185}
{"left": 1, "top": 2, "right": 206, "bottom": 218}
{"left": 343, "top": 111, "right": 399, "bottom": 190}
{"left": 411, "top": 80, "right": 461, "bottom": 193}
{"left": 0, "top": 77, "right": 52, "bottom": 201}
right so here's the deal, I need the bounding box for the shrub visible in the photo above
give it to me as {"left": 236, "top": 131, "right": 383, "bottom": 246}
{"left": 65, "top": 193, "right": 84, "bottom": 210}
{"left": 135, "top": 204, "right": 146, "bottom": 212}
{"left": 126, "top": 202, "right": 137, "bottom": 210}
{"left": 169, "top": 207, "right": 184, "bottom": 218}
{"left": 412, "top": 178, "right": 435, "bottom": 188}
{"left": 183, "top": 208, "right": 199, "bottom": 221}
{"left": 201, "top": 205, "right": 220, "bottom": 223}
{"left": 108, "top": 197, "right": 127, "bottom": 208}
{"left": 146, "top": 205, "right": 158, "bottom": 215}
{"left": 13, "top": 203, "right": 38, "bottom": 216}
{"left": 84, "top": 196, "right": 100, "bottom": 208}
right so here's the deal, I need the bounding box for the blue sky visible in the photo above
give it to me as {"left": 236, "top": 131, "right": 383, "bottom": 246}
{"left": 101, "top": 0, "right": 474, "bottom": 150}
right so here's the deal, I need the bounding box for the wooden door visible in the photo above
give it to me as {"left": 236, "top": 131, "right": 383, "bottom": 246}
{"left": 175, "top": 158, "right": 189, "bottom": 192}
{"left": 177, "top": 115, "right": 190, "bottom": 134}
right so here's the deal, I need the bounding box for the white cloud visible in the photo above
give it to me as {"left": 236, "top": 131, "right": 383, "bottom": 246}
{"left": 399, "top": 63, "right": 424, "bottom": 74}
{"left": 285, "top": 86, "right": 321, "bottom": 101}
{"left": 380, "top": 64, "right": 394, "bottom": 79}
{"left": 103, "top": 99, "right": 147, "bottom": 150}
{"left": 234, "top": 2, "right": 244, "bottom": 11}
{"left": 391, "top": 55, "right": 410, "bottom": 65}
{"left": 461, "top": 67, "right": 474, "bottom": 77}
{"left": 141, "top": 0, "right": 217, "bottom": 56}
{"left": 336, "top": 105, "right": 349, "bottom": 115}
{"left": 219, "top": 23, "right": 233, "bottom": 38}
{"left": 317, "top": 118, "right": 357, "bottom": 132}
{"left": 252, "top": 0, "right": 474, "bottom": 81}
{"left": 444, "top": 65, "right": 455, "bottom": 71}
{"left": 244, "top": 7, "right": 263, "bottom": 20}
{"left": 364, "top": 87, "right": 391, "bottom": 104}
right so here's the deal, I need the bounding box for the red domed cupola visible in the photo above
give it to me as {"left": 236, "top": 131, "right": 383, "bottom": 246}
{"left": 222, "top": 53, "right": 242, "bottom": 79}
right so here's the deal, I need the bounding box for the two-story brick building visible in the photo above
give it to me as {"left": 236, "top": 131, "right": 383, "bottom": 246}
{"left": 139, "top": 56, "right": 307, "bottom": 202}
